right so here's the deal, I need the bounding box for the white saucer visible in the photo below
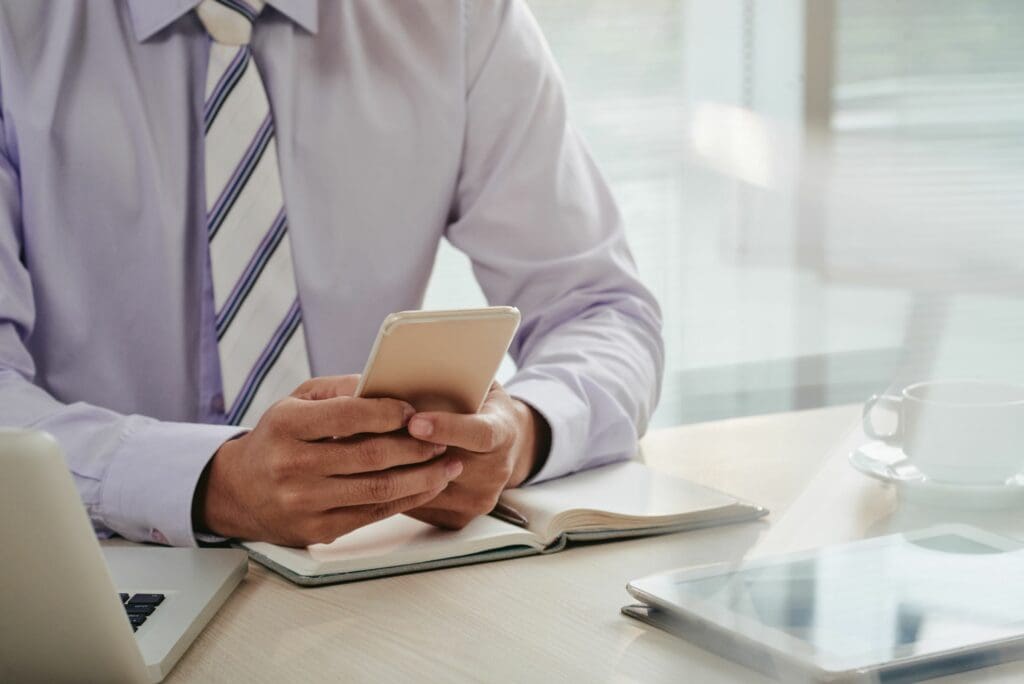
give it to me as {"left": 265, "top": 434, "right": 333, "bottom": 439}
{"left": 849, "top": 441, "right": 1024, "bottom": 510}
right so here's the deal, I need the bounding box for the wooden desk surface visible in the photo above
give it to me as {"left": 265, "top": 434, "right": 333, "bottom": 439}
{"left": 163, "top": 405, "right": 1024, "bottom": 682}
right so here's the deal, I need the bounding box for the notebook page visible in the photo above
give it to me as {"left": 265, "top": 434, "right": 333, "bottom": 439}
{"left": 499, "top": 461, "right": 741, "bottom": 541}
{"left": 244, "top": 513, "right": 540, "bottom": 577}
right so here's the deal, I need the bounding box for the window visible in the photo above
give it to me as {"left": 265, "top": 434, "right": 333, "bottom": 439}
{"left": 424, "top": 0, "right": 1024, "bottom": 428}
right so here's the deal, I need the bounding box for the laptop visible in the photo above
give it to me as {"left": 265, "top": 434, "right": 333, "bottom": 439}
{"left": 0, "top": 429, "right": 248, "bottom": 683}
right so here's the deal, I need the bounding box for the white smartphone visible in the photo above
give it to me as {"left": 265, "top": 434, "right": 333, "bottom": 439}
{"left": 354, "top": 306, "right": 521, "bottom": 413}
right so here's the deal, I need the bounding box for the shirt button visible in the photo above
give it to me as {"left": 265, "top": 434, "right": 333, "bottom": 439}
{"left": 210, "top": 394, "right": 225, "bottom": 414}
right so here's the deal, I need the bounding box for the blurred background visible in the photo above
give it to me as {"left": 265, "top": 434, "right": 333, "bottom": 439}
{"left": 424, "top": 0, "right": 1024, "bottom": 429}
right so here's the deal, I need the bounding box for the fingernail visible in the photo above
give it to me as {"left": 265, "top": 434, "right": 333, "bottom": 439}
{"left": 409, "top": 416, "right": 432, "bottom": 437}
{"left": 433, "top": 443, "right": 447, "bottom": 455}
{"left": 402, "top": 404, "right": 416, "bottom": 424}
{"left": 445, "top": 458, "right": 463, "bottom": 478}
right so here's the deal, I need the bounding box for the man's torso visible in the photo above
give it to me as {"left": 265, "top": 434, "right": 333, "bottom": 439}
{"left": 0, "top": 1, "right": 469, "bottom": 421}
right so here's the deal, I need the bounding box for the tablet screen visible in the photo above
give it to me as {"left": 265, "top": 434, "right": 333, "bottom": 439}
{"left": 650, "top": 531, "right": 1024, "bottom": 666}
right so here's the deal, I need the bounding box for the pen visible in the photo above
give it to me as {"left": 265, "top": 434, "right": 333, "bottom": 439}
{"left": 490, "top": 501, "right": 529, "bottom": 527}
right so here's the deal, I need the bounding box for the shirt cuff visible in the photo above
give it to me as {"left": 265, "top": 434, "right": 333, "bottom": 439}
{"left": 504, "top": 375, "right": 589, "bottom": 484}
{"left": 98, "top": 417, "right": 245, "bottom": 547}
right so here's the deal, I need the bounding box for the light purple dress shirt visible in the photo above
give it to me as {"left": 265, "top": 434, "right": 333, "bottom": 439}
{"left": 0, "top": 0, "right": 663, "bottom": 547}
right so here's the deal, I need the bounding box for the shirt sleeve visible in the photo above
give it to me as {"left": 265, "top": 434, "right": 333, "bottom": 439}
{"left": 0, "top": 111, "right": 241, "bottom": 548}
{"left": 450, "top": 0, "right": 665, "bottom": 483}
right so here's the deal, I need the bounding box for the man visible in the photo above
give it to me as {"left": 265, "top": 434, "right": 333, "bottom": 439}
{"left": 0, "top": 0, "right": 663, "bottom": 547}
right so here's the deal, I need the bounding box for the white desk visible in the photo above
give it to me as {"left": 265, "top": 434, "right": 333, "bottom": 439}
{"left": 158, "top": 404, "right": 1024, "bottom": 682}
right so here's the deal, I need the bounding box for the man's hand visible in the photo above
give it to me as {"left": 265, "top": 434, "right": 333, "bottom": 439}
{"left": 404, "top": 383, "right": 551, "bottom": 530}
{"left": 195, "top": 376, "right": 464, "bottom": 547}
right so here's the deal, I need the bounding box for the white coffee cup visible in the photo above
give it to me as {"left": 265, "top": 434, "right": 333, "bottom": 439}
{"left": 863, "top": 380, "right": 1024, "bottom": 484}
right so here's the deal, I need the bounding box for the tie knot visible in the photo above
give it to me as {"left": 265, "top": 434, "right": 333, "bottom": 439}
{"left": 197, "top": 0, "right": 265, "bottom": 45}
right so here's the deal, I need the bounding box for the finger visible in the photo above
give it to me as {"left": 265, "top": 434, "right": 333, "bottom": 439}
{"left": 310, "top": 434, "right": 448, "bottom": 476}
{"left": 407, "top": 410, "right": 511, "bottom": 453}
{"left": 270, "top": 395, "right": 414, "bottom": 440}
{"left": 402, "top": 483, "right": 457, "bottom": 512}
{"left": 404, "top": 506, "right": 474, "bottom": 530}
{"left": 314, "top": 483, "right": 452, "bottom": 541}
{"left": 404, "top": 480, "right": 501, "bottom": 521}
{"left": 291, "top": 375, "right": 361, "bottom": 400}
{"left": 318, "top": 455, "right": 464, "bottom": 508}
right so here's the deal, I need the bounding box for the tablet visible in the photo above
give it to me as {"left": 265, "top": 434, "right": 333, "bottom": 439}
{"left": 626, "top": 526, "right": 1024, "bottom": 682}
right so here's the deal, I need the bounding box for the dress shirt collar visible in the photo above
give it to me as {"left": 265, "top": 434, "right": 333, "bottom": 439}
{"left": 127, "top": 0, "right": 318, "bottom": 41}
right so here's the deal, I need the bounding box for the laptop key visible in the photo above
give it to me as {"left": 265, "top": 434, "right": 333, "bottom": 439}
{"left": 127, "top": 593, "right": 165, "bottom": 606}
{"left": 119, "top": 593, "right": 129, "bottom": 603}
{"left": 129, "top": 615, "right": 147, "bottom": 627}
{"left": 125, "top": 604, "right": 155, "bottom": 616}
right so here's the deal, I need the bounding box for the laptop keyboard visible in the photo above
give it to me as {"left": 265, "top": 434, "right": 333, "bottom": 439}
{"left": 118, "top": 593, "right": 166, "bottom": 632}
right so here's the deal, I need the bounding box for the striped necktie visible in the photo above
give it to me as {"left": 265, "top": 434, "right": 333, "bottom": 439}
{"left": 198, "top": 0, "right": 310, "bottom": 427}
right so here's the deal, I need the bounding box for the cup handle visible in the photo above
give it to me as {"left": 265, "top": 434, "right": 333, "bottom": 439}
{"left": 862, "top": 394, "right": 902, "bottom": 444}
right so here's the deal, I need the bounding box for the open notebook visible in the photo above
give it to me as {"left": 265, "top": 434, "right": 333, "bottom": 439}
{"left": 243, "top": 461, "right": 767, "bottom": 586}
